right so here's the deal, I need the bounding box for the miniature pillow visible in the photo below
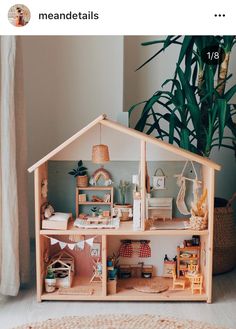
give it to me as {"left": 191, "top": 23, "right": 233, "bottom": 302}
{"left": 44, "top": 204, "right": 55, "bottom": 219}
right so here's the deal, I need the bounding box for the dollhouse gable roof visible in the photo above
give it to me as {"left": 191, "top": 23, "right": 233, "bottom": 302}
{"left": 28, "top": 114, "right": 221, "bottom": 172}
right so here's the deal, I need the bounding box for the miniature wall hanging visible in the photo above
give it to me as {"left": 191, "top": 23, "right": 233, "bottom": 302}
{"left": 41, "top": 178, "right": 48, "bottom": 198}
{"left": 89, "top": 167, "right": 112, "bottom": 186}
{"left": 152, "top": 168, "right": 166, "bottom": 190}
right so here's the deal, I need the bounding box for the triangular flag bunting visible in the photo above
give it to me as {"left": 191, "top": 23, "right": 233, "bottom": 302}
{"left": 68, "top": 243, "right": 75, "bottom": 250}
{"left": 59, "top": 241, "right": 67, "bottom": 249}
{"left": 86, "top": 237, "right": 94, "bottom": 247}
{"left": 50, "top": 238, "right": 58, "bottom": 245}
{"left": 77, "top": 240, "right": 85, "bottom": 250}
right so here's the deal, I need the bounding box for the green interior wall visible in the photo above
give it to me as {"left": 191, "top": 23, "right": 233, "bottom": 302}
{"left": 48, "top": 160, "right": 201, "bottom": 218}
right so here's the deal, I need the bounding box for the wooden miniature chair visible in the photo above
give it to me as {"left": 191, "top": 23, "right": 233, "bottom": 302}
{"left": 172, "top": 269, "right": 185, "bottom": 290}
{"left": 188, "top": 262, "right": 199, "bottom": 273}
{"left": 191, "top": 274, "right": 203, "bottom": 294}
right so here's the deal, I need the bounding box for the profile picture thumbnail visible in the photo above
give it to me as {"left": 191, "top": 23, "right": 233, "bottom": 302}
{"left": 8, "top": 4, "right": 31, "bottom": 27}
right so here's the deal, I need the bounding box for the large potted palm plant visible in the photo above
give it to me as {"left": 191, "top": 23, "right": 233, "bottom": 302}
{"left": 129, "top": 36, "right": 236, "bottom": 274}
{"left": 129, "top": 36, "right": 236, "bottom": 156}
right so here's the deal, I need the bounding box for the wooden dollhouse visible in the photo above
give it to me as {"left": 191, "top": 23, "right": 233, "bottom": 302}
{"left": 28, "top": 114, "right": 220, "bottom": 303}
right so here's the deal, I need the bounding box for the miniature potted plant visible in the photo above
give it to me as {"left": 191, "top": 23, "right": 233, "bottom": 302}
{"left": 91, "top": 206, "right": 98, "bottom": 217}
{"left": 45, "top": 267, "right": 56, "bottom": 293}
{"left": 68, "top": 160, "right": 88, "bottom": 187}
{"left": 190, "top": 189, "right": 208, "bottom": 230}
{"left": 114, "top": 180, "right": 133, "bottom": 221}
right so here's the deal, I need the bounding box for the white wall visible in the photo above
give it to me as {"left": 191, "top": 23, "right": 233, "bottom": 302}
{"left": 22, "top": 36, "right": 124, "bottom": 166}
{"left": 21, "top": 36, "right": 124, "bottom": 236}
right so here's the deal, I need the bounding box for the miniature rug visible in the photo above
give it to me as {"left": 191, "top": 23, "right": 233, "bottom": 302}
{"left": 12, "top": 314, "right": 227, "bottom": 329}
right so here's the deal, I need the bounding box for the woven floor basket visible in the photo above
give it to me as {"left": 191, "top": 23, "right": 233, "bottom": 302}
{"left": 213, "top": 193, "right": 236, "bottom": 275}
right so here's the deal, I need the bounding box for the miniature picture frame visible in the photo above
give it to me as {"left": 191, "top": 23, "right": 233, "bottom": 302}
{"left": 90, "top": 243, "right": 101, "bottom": 257}
{"left": 152, "top": 168, "right": 166, "bottom": 190}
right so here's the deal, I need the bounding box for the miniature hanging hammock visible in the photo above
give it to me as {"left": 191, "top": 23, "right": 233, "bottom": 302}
{"left": 175, "top": 161, "right": 202, "bottom": 215}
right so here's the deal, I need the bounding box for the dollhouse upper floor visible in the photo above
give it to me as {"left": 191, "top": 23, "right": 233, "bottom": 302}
{"left": 28, "top": 114, "right": 221, "bottom": 236}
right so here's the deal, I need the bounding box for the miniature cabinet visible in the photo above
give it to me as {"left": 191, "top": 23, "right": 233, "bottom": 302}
{"left": 146, "top": 197, "right": 173, "bottom": 220}
{"left": 28, "top": 114, "right": 221, "bottom": 303}
{"left": 177, "top": 246, "right": 201, "bottom": 278}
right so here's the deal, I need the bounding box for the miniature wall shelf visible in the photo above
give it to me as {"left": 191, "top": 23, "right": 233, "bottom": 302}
{"left": 28, "top": 114, "right": 221, "bottom": 303}
{"left": 76, "top": 186, "right": 114, "bottom": 218}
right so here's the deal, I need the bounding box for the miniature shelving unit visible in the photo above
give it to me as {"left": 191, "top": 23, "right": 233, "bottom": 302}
{"left": 76, "top": 186, "right": 114, "bottom": 218}
{"left": 177, "top": 246, "right": 201, "bottom": 278}
{"left": 28, "top": 114, "right": 221, "bottom": 304}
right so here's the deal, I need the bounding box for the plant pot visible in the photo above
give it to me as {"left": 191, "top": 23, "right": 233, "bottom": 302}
{"left": 114, "top": 204, "right": 133, "bottom": 221}
{"left": 45, "top": 278, "right": 56, "bottom": 293}
{"left": 76, "top": 175, "right": 88, "bottom": 187}
{"left": 107, "top": 279, "right": 117, "bottom": 295}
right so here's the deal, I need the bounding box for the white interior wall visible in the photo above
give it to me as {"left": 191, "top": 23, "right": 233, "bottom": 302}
{"left": 52, "top": 125, "right": 183, "bottom": 161}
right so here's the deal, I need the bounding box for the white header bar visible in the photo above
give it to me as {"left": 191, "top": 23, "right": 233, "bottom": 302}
{"left": 0, "top": 0, "right": 235, "bottom": 35}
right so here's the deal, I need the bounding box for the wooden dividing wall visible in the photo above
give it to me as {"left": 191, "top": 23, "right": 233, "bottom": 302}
{"left": 34, "top": 162, "right": 48, "bottom": 302}
{"left": 202, "top": 165, "right": 215, "bottom": 303}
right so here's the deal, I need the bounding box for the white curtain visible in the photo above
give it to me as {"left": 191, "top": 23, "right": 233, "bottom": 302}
{"left": 0, "top": 36, "right": 30, "bottom": 296}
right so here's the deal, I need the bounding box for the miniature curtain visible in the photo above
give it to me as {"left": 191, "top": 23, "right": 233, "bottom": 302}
{"left": 0, "top": 36, "right": 30, "bottom": 296}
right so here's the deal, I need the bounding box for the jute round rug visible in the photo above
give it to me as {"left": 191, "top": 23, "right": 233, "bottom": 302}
{"left": 12, "top": 314, "right": 227, "bottom": 329}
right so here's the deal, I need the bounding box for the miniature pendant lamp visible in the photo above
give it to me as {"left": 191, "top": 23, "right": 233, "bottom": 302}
{"left": 92, "top": 124, "right": 110, "bottom": 164}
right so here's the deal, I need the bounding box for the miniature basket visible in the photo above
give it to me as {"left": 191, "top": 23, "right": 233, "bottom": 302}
{"left": 189, "top": 211, "right": 208, "bottom": 231}
{"left": 213, "top": 193, "right": 236, "bottom": 274}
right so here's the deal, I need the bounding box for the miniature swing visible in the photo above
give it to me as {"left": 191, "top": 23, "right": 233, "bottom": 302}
{"left": 174, "top": 161, "right": 202, "bottom": 215}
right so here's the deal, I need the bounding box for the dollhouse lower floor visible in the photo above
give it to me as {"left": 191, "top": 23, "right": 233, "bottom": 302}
{"left": 38, "top": 221, "right": 211, "bottom": 303}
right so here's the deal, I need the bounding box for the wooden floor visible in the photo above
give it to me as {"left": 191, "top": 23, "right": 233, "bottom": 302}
{"left": 41, "top": 276, "right": 207, "bottom": 301}
{"left": 1, "top": 267, "right": 236, "bottom": 329}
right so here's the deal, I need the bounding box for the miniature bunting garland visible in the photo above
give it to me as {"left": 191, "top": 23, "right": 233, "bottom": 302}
{"left": 47, "top": 236, "right": 95, "bottom": 251}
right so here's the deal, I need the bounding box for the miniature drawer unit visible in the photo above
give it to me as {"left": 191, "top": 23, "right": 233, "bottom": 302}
{"left": 146, "top": 197, "right": 173, "bottom": 221}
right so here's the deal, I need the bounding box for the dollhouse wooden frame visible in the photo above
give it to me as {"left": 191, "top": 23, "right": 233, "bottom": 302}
{"left": 28, "top": 114, "right": 220, "bottom": 303}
